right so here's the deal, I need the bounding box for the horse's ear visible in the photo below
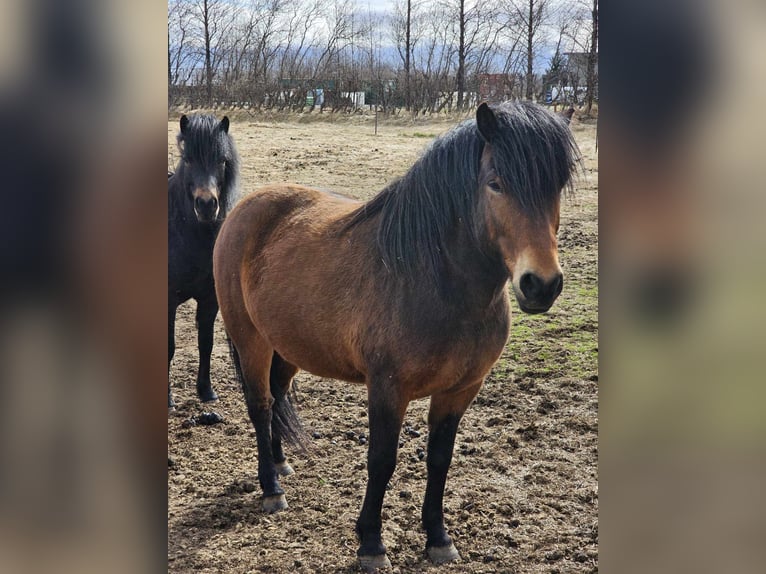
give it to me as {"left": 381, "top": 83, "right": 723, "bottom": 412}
{"left": 220, "top": 116, "right": 230, "bottom": 134}
{"left": 180, "top": 114, "right": 189, "bottom": 135}
{"left": 476, "top": 103, "right": 499, "bottom": 142}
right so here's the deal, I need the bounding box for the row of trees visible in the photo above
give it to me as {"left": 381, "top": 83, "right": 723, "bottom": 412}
{"left": 168, "top": 0, "right": 597, "bottom": 115}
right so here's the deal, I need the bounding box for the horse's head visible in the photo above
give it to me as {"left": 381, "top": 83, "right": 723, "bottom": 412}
{"left": 176, "top": 114, "right": 236, "bottom": 223}
{"left": 476, "top": 102, "right": 578, "bottom": 314}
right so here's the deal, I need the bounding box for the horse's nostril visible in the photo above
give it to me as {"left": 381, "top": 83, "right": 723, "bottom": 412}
{"left": 520, "top": 272, "right": 544, "bottom": 300}
{"left": 520, "top": 272, "right": 563, "bottom": 304}
{"left": 552, "top": 273, "right": 564, "bottom": 298}
{"left": 194, "top": 196, "right": 218, "bottom": 214}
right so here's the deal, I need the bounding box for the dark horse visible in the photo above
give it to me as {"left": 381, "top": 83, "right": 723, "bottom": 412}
{"left": 168, "top": 114, "right": 238, "bottom": 408}
{"left": 213, "top": 102, "right": 578, "bottom": 570}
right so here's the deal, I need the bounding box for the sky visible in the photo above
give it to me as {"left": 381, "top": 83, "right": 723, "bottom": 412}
{"left": 356, "top": 0, "right": 396, "bottom": 11}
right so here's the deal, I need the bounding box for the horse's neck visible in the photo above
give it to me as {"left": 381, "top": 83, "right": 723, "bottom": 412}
{"left": 443, "top": 231, "right": 509, "bottom": 307}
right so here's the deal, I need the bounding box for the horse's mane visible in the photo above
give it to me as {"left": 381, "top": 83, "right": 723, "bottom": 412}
{"left": 169, "top": 114, "right": 239, "bottom": 222}
{"left": 340, "top": 101, "right": 580, "bottom": 280}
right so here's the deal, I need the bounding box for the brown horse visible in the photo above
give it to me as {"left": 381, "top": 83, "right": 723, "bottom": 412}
{"left": 213, "top": 101, "right": 579, "bottom": 571}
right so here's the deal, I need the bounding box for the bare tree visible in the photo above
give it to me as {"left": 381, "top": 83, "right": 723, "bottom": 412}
{"left": 392, "top": 0, "right": 421, "bottom": 111}
{"left": 505, "top": 0, "right": 551, "bottom": 100}
{"left": 167, "top": 0, "right": 580, "bottom": 113}
{"left": 405, "top": 0, "right": 412, "bottom": 110}
{"left": 584, "top": 0, "right": 598, "bottom": 115}
{"left": 456, "top": 0, "right": 466, "bottom": 109}
{"left": 168, "top": 0, "right": 197, "bottom": 106}
{"left": 185, "top": 0, "right": 241, "bottom": 106}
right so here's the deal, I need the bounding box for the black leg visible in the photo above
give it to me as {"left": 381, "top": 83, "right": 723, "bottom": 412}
{"left": 422, "top": 383, "right": 482, "bottom": 564}
{"left": 269, "top": 353, "right": 298, "bottom": 476}
{"left": 243, "top": 387, "right": 286, "bottom": 512}
{"left": 168, "top": 300, "right": 177, "bottom": 409}
{"left": 422, "top": 414, "right": 461, "bottom": 551}
{"left": 195, "top": 295, "right": 219, "bottom": 403}
{"left": 356, "top": 382, "right": 407, "bottom": 570}
{"left": 232, "top": 334, "right": 287, "bottom": 512}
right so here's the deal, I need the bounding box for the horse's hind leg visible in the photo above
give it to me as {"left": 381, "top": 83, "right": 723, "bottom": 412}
{"left": 195, "top": 294, "right": 219, "bottom": 403}
{"left": 232, "top": 334, "right": 287, "bottom": 512}
{"left": 421, "top": 381, "right": 483, "bottom": 564}
{"left": 270, "top": 352, "right": 299, "bottom": 477}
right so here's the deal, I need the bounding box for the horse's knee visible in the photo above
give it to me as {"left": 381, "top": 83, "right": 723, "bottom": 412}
{"left": 367, "top": 447, "right": 397, "bottom": 479}
{"left": 426, "top": 448, "right": 453, "bottom": 472}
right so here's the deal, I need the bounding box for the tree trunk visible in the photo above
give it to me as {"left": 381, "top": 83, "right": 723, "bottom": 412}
{"left": 168, "top": 29, "right": 173, "bottom": 108}
{"left": 405, "top": 0, "right": 411, "bottom": 111}
{"left": 203, "top": 0, "right": 213, "bottom": 107}
{"left": 525, "top": 0, "right": 534, "bottom": 100}
{"left": 457, "top": 0, "right": 466, "bottom": 109}
{"left": 585, "top": 0, "right": 598, "bottom": 116}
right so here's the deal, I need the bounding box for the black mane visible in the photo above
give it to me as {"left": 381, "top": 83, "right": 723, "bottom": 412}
{"left": 341, "top": 101, "right": 580, "bottom": 279}
{"left": 169, "top": 114, "right": 239, "bottom": 223}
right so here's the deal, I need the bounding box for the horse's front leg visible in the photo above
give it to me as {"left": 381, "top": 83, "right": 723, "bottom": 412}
{"left": 195, "top": 294, "right": 219, "bottom": 403}
{"left": 422, "top": 381, "right": 483, "bottom": 564}
{"left": 168, "top": 297, "right": 178, "bottom": 410}
{"left": 356, "top": 380, "right": 408, "bottom": 572}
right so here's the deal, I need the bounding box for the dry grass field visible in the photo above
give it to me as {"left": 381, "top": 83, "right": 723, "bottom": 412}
{"left": 168, "top": 111, "right": 598, "bottom": 573}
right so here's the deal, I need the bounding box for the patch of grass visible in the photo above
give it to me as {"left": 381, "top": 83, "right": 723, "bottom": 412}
{"left": 400, "top": 132, "right": 436, "bottom": 139}
{"left": 576, "top": 285, "right": 598, "bottom": 299}
{"left": 496, "top": 286, "right": 598, "bottom": 382}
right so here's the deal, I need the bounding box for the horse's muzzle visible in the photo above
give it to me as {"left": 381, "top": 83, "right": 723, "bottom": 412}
{"left": 515, "top": 272, "right": 563, "bottom": 314}
{"left": 194, "top": 195, "right": 219, "bottom": 222}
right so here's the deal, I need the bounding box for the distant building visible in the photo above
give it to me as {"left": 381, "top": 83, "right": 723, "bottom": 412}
{"left": 543, "top": 52, "right": 598, "bottom": 105}
{"left": 563, "top": 52, "right": 598, "bottom": 88}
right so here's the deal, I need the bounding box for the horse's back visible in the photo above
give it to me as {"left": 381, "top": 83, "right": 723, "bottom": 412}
{"left": 214, "top": 184, "right": 370, "bottom": 380}
{"left": 218, "top": 184, "right": 359, "bottom": 254}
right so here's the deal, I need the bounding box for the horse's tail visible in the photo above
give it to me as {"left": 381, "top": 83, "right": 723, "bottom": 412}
{"left": 227, "top": 336, "right": 310, "bottom": 453}
{"left": 271, "top": 378, "right": 310, "bottom": 452}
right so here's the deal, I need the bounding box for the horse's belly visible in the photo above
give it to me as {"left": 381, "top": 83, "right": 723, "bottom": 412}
{"left": 269, "top": 333, "right": 366, "bottom": 384}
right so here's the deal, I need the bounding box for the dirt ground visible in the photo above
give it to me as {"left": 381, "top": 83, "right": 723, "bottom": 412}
{"left": 168, "top": 111, "right": 598, "bottom": 574}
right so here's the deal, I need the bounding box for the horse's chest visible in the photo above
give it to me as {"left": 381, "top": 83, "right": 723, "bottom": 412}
{"left": 394, "top": 305, "right": 511, "bottom": 396}
{"left": 168, "top": 241, "right": 216, "bottom": 296}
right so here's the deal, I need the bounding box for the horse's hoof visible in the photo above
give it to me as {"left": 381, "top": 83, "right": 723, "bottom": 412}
{"left": 262, "top": 494, "right": 288, "bottom": 513}
{"left": 427, "top": 543, "right": 460, "bottom": 565}
{"left": 198, "top": 390, "right": 219, "bottom": 403}
{"left": 358, "top": 553, "right": 391, "bottom": 572}
{"left": 275, "top": 461, "right": 294, "bottom": 477}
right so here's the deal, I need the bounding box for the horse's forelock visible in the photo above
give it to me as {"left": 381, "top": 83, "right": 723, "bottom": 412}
{"left": 489, "top": 102, "right": 580, "bottom": 213}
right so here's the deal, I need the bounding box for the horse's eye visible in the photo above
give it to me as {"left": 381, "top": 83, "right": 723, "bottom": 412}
{"left": 487, "top": 179, "right": 501, "bottom": 192}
